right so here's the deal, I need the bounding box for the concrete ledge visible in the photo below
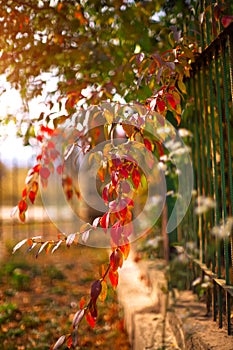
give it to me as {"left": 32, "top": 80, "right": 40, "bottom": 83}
{"left": 118, "top": 254, "right": 233, "bottom": 350}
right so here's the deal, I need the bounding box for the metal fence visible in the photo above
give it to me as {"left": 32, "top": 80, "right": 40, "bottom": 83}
{"left": 180, "top": 0, "right": 233, "bottom": 335}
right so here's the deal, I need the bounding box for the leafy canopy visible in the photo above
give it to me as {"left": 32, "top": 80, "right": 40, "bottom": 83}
{"left": 1, "top": 0, "right": 167, "bottom": 105}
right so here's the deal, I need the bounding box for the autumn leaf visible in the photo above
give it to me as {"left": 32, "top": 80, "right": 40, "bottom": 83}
{"left": 18, "top": 199, "right": 27, "bottom": 212}
{"left": 66, "top": 233, "right": 76, "bottom": 247}
{"left": 22, "top": 187, "right": 27, "bottom": 199}
{"left": 178, "top": 79, "right": 187, "bottom": 94}
{"left": 102, "top": 185, "right": 109, "bottom": 204}
{"left": 12, "top": 239, "right": 28, "bottom": 254}
{"left": 166, "top": 93, "right": 176, "bottom": 109}
{"left": 157, "top": 99, "right": 166, "bottom": 113}
{"left": 40, "top": 167, "right": 50, "bottom": 179}
{"left": 36, "top": 241, "right": 49, "bottom": 258}
{"left": 110, "top": 249, "right": 123, "bottom": 272}
{"left": 72, "top": 309, "right": 85, "bottom": 329}
{"left": 51, "top": 335, "right": 66, "bottom": 350}
{"left": 110, "top": 222, "right": 123, "bottom": 245}
{"left": 99, "top": 280, "right": 108, "bottom": 302}
{"left": 109, "top": 269, "right": 119, "bottom": 289}
{"left": 143, "top": 138, "right": 153, "bottom": 152}
{"left": 121, "top": 180, "right": 131, "bottom": 193}
{"left": 132, "top": 168, "right": 141, "bottom": 189}
{"left": 98, "top": 166, "right": 106, "bottom": 182}
{"left": 119, "top": 242, "right": 131, "bottom": 260}
{"left": 86, "top": 311, "right": 96, "bottom": 328}
{"left": 91, "top": 280, "right": 102, "bottom": 302}
{"left": 100, "top": 212, "right": 110, "bottom": 232}
{"left": 29, "top": 190, "right": 36, "bottom": 204}
{"left": 222, "top": 15, "right": 233, "bottom": 28}
{"left": 92, "top": 217, "right": 101, "bottom": 229}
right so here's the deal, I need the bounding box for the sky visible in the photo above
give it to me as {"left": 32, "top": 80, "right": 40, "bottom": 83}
{"left": 0, "top": 75, "right": 58, "bottom": 168}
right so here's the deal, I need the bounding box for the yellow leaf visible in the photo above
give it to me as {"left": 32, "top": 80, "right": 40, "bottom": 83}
{"left": 99, "top": 280, "right": 108, "bottom": 302}
{"left": 178, "top": 79, "right": 187, "bottom": 94}
{"left": 103, "top": 109, "right": 113, "bottom": 124}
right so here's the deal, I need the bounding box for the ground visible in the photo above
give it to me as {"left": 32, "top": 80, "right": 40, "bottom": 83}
{"left": 0, "top": 243, "right": 131, "bottom": 350}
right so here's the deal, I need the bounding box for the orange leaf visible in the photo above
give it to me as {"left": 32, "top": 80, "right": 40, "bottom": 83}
{"left": 18, "top": 199, "right": 27, "bottom": 212}
{"left": 79, "top": 297, "right": 86, "bottom": 309}
{"left": 57, "top": 3, "right": 63, "bottom": 12}
{"left": 66, "top": 334, "right": 73, "bottom": 349}
{"left": 109, "top": 269, "right": 119, "bottom": 289}
{"left": 31, "top": 181, "right": 38, "bottom": 193}
{"left": 119, "top": 242, "right": 131, "bottom": 260}
{"left": 86, "top": 311, "right": 96, "bottom": 328}
{"left": 19, "top": 211, "right": 26, "bottom": 222}
{"left": 98, "top": 166, "right": 106, "bottom": 182}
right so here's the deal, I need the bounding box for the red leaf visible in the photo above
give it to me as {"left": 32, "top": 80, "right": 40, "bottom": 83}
{"left": 123, "top": 221, "right": 134, "bottom": 237}
{"left": 121, "top": 180, "right": 130, "bottom": 193}
{"left": 40, "top": 167, "right": 50, "bottom": 179}
{"left": 66, "top": 189, "right": 73, "bottom": 200}
{"left": 86, "top": 311, "right": 96, "bottom": 328}
{"left": 157, "top": 99, "right": 166, "bottom": 112}
{"left": 66, "top": 334, "right": 73, "bottom": 349}
{"left": 102, "top": 185, "right": 109, "bottom": 204}
{"left": 112, "top": 157, "right": 121, "bottom": 168}
{"left": 132, "top": 168, "right": 141, "bottom": 189}
{"left": 155, "top": 141, "right": 164, "bottom": 157}
{"left": 18, "top": 199, "right": 27, "bottom": 212}
{"left": 144, "top": 138, "right": 153, "bottom": 152}
{"left": 22, "top": 187, "right": 27, "bottom": 199}
{"left": 109, "top": 269, "right": 119, "bottom": 289}
{"left": 222, "top": 15, "right": 233, "bottom": 28}
{"left": 100, "top": 212, "right": 109, "bottom": 232}
{"left": 120, "top": 167, "right": 129, "bottom": 179}
{"left": 29, "top": 191, "right": 36, "bottom": 204}
{"left": 166, "top": 93, "right": 176, "bottom": 109}
{"left": 119, "top": 242, "right": 130, "bottom": 260}
{"left": 56, "top": 164, "right": 63, "bottom": 175}
{"left": 111, "top": 171, "right": 118, "bottom": 188}
{"left": 110, "top": 222, "right": 123, "bottom": 245}
{"left": 110, "top": 249, "right": 123, "bottom": 272}
{"left": 40, "top": 125, "right": 54, "bottom": 135}
{"left": 79, "top": 297, "right": 86, "bottom": 309}
{"left": 47, "top": 141, "right": 55, "bottom": 149}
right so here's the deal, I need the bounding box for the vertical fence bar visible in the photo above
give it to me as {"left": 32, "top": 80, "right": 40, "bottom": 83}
{"left": 215, "top": 46, "right": 229, "bottom": 282}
